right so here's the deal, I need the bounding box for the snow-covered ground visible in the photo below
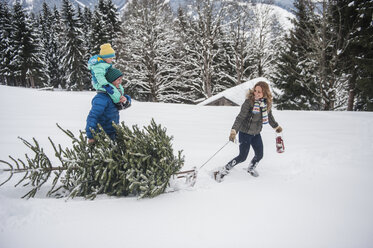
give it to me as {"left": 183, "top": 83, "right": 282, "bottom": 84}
{"left": 0, "top": 85, "right": 372, "bottom": 248}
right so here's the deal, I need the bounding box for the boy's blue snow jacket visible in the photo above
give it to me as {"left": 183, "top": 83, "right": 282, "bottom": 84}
{"left": 86, "top": 92, "right": 120, "bottom": 140}
{"left": 88, "top": 55, "right": 124, "bottom": 103}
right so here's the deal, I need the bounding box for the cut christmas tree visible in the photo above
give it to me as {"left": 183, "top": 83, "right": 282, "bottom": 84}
{"left": 0, "top": 119, "right": 188, "bottom": 199}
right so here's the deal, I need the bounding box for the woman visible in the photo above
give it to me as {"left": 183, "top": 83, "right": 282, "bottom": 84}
{"left": 215, "top": 81, "right": 282, "bottom": 182}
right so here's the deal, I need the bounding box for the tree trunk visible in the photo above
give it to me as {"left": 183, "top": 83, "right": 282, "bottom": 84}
{"left": 204, "top": 51, "right": 212, "bottom": 98}
{"left": 29, "top": 76, "right": 35, "bottom": 88}
{"left": 347, "top": 71, "right": 357, "bottom": 111}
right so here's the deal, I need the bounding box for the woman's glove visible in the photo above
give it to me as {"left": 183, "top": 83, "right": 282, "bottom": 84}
{"left": 229, "top": 129, "right": 237, "bottom": 142}
{"left": 275, "top": 126, "right": 283, "bottom": 133}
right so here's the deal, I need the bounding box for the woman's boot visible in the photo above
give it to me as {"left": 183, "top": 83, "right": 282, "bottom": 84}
{"left": 247, "top": 160, "right": 259, "bottom": 177}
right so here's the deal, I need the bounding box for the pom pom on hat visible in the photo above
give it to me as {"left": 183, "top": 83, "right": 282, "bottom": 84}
{"left": 105, "top": 67, "right": 123, "bottom": 83}
{"left": 100, "top": 43, "right": 115, "bottom": 59}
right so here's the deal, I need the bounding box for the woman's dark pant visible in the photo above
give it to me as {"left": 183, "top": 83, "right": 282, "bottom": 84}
{"left": 225, "top": 132, "right": 263, "bottom": 170}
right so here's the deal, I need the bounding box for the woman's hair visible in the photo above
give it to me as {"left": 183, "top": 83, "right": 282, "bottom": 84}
{"left": 248, "top": 81, "right": 273, "bottom": 110}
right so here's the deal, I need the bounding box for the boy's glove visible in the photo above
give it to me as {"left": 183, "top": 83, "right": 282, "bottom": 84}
{"left": 116, "top": 95, "right": 132, "bottom": 110}
{"left": 103, "top": 84, "right": 114, "bottom": 95}
{"left": 124, "top": 94, "right": 131, "bottom": 104}
{"left": 229, "top": 129, "right": 237, "bottom": 142}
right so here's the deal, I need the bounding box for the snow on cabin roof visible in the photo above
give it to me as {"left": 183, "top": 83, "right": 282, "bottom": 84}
{"left": 198, "top": 77, "right": 271, "bottom": 106}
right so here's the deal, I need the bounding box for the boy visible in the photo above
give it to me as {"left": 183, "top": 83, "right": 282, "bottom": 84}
{"left": 88, "top": 43, "right": 127, "bottom": 104}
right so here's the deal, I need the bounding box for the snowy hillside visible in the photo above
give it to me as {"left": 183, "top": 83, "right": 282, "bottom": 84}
{"left": 0, "top": 85, "right": 373, "bottom": 248}
{"left": 5, "top": 0, "right": 127, "bottom": 12}
{"left": 273, "top": 0, "right": 294, "bottom": 11}
{"left": 8, "top": 0, "right": 294, "bottom": 16}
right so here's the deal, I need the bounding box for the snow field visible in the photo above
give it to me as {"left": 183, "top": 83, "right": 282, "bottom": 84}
{"left": 0, "top": 85, "right": 373, "bottom": 248}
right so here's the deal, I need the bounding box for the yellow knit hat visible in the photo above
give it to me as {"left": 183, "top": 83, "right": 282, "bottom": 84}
{"left": 99, "top": 43, "right": 115, "bottom": 59}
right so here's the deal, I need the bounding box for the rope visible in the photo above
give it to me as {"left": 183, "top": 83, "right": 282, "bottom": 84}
{"left": 198, "top": 141, "right": 231, "bottom": 170}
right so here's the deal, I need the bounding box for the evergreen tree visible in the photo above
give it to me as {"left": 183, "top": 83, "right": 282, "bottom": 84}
{"left": 171, "top": 7, "right": 199, "bottom": 103}
{"left": 217, "top": 25, "right": 236, "bottom": 90}
{"left": 28, "top": 12, "right": 48, "bottom": 88}
{"left": 77, "top": 5, "right": 92, "bottom": 89}
{"left": 273, "top": 0, "right": 370, "bottom": 111}
{"left": 0, "top": 120, "right": 184, "bottom": 199}
{"left": 327, "top": 0, "right": 360, "bottom": 110}
{"left": 0, "top": 1, "right": 13, "bottom": 85}
{"left": 90, "top": 0, "right": 121, "bottom": 55}
{"left": 272, "top": 0, "right": 319, "bottom": 110}
{"left": 81, "top": 7, "right": 93, "bottom": 61}
{"left": 38, "top": 3, "right": 55, "bottom": 87}
{"left": 61, "top": 0, "right": 86, "bottom": 90}
{"left": 90, "top": 1, "right": 106, "bottom": 54}
{"left": 51, "top": 6, "right": 66, "bottom": 89}
{"left": 350, "top": 0, "right": 373, "bottom": 110}
{"left": 10, "top": 1, "right": 44, "bottom": 88}
{"left": 306, "top": 0, "right": 351, "bottom": 110}
{"left": 106, "top": 0, "right": 121, "bottom": 43}
{"left": 10, "top": 1, "right": 27, "bottom": 86}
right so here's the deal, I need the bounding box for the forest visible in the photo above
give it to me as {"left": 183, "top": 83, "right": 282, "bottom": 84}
{"left": 0, "top": 0, "right": 372, "bottom": 110}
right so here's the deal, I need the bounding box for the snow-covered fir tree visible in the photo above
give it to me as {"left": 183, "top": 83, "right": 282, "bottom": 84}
{"left": 50, "top": 6, "right": 66, "bottom": 89}
{"left": 272, "top": 0, "right": 319, "bottom": 110}
{"left": 90, "top": 0, "right": 121, "bottom": 55}
{"left": 76, "top": 5, "right": 92, "bottom": 89}
{"left": 305, "top": 0, "right": 352, "bottom": 110}
{"left": 106, "top": 0, "right": 121, "bottom": 44}
{"left": 344, "top": 0, "right": 373, "bottom": 110}
{"left": 9, "top": 1, "right": 46, "bottom": 88}
{"left": 171, "top": 7, "right": 200, "bottom": 103}
{"left": 0, "top": 1, "right": 13, "bottom": 85}
{"left": 81, "top": 6, "right": 93, "bottom": 61}
{"left": 10, "top": 1, "right": 28, "bottom": 86}
{"left": 38, "top": 2, "right": 61, "bottom": 88}
{"left": 272, "top": 0, "right": 369, "bottom": 111}
{"left": 28, "top": 12, "right": 49, "bottom": 88}
{"left": 61, "top": 0, "right": 87, "bottom": 91}
{"left": 118, "top": 0, "right": 187, "bottom": 102}
{"left": 328, "top": 0, "right": 360, "bottom": 111}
